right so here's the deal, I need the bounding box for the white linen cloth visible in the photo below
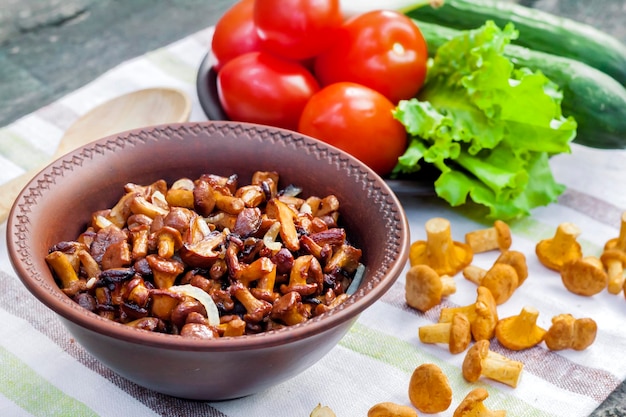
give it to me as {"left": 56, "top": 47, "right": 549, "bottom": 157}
{"left": 0, "top": 26, "right": 625, "bottom": 417}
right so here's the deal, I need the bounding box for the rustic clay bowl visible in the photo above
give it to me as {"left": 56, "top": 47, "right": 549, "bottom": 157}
{"left": 7, "top": 121, "right": 410, "bottom": 401}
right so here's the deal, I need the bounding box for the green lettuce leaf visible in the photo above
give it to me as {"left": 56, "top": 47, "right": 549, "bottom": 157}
{"left": 393, "top": 21, "right": 577, "bottom": 220}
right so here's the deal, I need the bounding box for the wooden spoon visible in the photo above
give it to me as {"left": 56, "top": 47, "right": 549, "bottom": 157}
{"left": 0, "top": 87, "right": 192, "bottom": 223}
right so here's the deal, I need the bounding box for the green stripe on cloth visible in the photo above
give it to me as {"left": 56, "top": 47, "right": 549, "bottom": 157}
{"left": 0, "top": 128, "right": 50, "bottom": 171}
{"left": 145, "top": 48, "right": 197, "bottom": 85}
{"left": 0, "top": 346, "right": 98, "bottom": 417}
{"left": 341, "top": 322, "right": 556, "bottom": 416}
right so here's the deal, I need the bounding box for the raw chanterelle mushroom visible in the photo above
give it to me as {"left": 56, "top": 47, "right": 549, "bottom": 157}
{"left": 495, "top": 306, "right": 547, "bottom": 351}
{"left": 604, "top": 211, "right": 626, "bottom": 252}
{"left": 453, "top": 388, "right": 506, "bottom": 417}
{"left": 419, "top": 312, "right": 471, "bottom": 354}
{"left": 462, "top": 340, "right": 524, "bottom": 388}
{"left": 465, "top": 220, "right": 512, "bottom": 253}
{"left": 600, "top": 249, "right": 626, "bottom": 294}
{"left": 408, "top": 363, "right": 453, "bottom": 413}
{"left": 535, "top": 222, "right": 583, "bottom": 271}
{"left": 409, "top": 217, "right": 473, "bottom": 276}
{"left": 560, "top": 256, "right": 608, "bottom": 296}
{"left": 405, "top": 264, "right": 456, "bottom": 312}
{"left": 439, "top": 286, "right": 499, "bottom": 341}
{"left": 463, "top": 263, "right": 519, "bottom": 305}
{"left": 544, "top": 314, "right": 597, "bottom": 351}
{"left": 367, "top": 402, "right": 418, "bottom": 417}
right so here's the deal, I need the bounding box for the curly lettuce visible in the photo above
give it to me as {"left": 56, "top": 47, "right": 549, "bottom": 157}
{"left": 393, "top": 21, "right": 577, "bottom": 220}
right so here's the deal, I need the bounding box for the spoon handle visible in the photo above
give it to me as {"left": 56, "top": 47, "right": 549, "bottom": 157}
{"left": 0, "top": 165, "right": 45, "bottom": 224}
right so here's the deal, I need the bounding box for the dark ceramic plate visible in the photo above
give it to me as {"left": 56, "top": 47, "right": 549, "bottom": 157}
{"left": 195, "top": 52, "right": 437, "bottom": 196}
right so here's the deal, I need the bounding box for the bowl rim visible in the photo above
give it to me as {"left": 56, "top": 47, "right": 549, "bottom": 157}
{"left": 7, "top": 121, "right": 410, "bottom": 352}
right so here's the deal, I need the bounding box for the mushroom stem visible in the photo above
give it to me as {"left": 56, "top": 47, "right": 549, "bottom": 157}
{"left": 463, "top": 265, "right": 486, "bottom": 285}
{"left": 480, "top": 349, "right": 524, "bottom": 388}
{"left": 600, "top": 249, "right": 626, "bottom": 294}
{"left": 440, "top": 275, "right": 457, "bottom": 296}
{"left": 463, "top": 340, "right": 523, "bottom": 388}
{"left": 465, "top": 220, "right": 512, "bottom": 253}
{"left": 425, "top": 218, "right": 460, "bottom": 268}
{"left": 419, "top": 322, "right": 453, "bottom": 344}
{"left": 607, "top": 260, "right": 625, "bottom": 294}
{"left": 419, "top": 312, "right": 471, "bottom": 354}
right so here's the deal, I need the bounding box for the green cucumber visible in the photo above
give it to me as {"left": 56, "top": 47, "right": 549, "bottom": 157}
{"left": 406, "top": 0, "right": 626, "bottom": 86}
{"left": 414, "top": 19, "right": 626, "bottom": 149}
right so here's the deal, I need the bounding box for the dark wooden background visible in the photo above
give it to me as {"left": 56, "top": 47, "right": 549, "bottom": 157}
{"left": 0, "top": 1, "right": 624, "bottom": 415}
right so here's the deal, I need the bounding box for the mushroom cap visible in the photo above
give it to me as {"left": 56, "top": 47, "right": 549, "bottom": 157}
{"left": 408, "top": 363, "right": 453, "bottom": 413}
{"left": 481, "top": 263, "right": 519, "bottom": 305}
{"left": 544, "top": 313, "right": 576, "bottom": 351}
{"left": 462, "top": 340, "right": 489, "bottom": 382}
{"left": 449, "top": 313, "right": 472, "bottom": 354}
{"left": 572, "top": 317, "right": 598, "bottom": 351}
{"left": 405, "top": 264, "right": 443, "bottom": 312}
{"left": 560, "top": 256, "right": 608, "bottom": 296}
{"left": 494, "top": 220, "right": 512, "bottom": 250}
{"left": 495, "top": 306, "right": 547, "bottom": 351}
{"left": 471, "top": 286, "right": 499, "bottom": 341}
{"left": 496, "top": 250, "right": 528, "bottom": 285}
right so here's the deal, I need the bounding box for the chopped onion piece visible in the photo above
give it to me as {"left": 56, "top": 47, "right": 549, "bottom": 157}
{"left": 263, "top": 222, "right": 282, "bottom": 251}
{"left": 282, "top": 184, "right": 302, "bottom": 197}
{"left": 346, "top": 263, "right": 366, "bottom": 295}
{"left": 169, "top": 284, "right": 220, "bottom": 326}
{"left": 299, "top": 202, "right": 313, "bottom": 215}
{"left": 151, "top": 190, "right": 169, "bottom": 210}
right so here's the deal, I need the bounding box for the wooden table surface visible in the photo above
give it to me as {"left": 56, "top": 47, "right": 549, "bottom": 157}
{"left": 0, "top": 0, "right": 624, "bottom": 415}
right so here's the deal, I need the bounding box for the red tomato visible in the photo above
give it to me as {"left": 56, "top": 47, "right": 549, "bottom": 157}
{"left": 254, "top": 0, "right": 343, "bottom": 61}
{"left": 211, "top": 0, "right": 262, "bottom": 71}
{"left": 217, "top": 52, "right": 320, "bottom": 131}
{"left": 298, "top": 82, "right": 407, "bottom": 176}
{"left": 314, "top": 10, "right": 429, "bottom": 104}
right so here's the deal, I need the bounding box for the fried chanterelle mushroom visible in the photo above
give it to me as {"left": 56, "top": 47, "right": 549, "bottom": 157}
{"left": 453, "top": 388, "right": 506, "bottom": 417}
{"left": 408, "top": 363, "right": 453, "bottom": 413}
{"left": 462, "top": 340, "right": 524, "bottom": 388}
{"left": 409, "top": 217, "right": 473, "bottom": 276}
{"left": 544, "top": 314, "right": 597, "bottom": 351}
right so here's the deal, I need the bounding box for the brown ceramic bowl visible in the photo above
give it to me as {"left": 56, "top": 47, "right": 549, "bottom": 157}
{"left": 7, "top": 121, "right": 410, "bottom": 400}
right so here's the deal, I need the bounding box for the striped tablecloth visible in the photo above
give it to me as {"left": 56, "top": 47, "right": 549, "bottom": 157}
{"left": 1, "top": 26, "right": 625, "bottom": 417}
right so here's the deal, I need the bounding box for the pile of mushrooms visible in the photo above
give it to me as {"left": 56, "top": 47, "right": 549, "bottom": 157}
{"left": 46, "top": 171, "right": 364, "bottom": 339}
